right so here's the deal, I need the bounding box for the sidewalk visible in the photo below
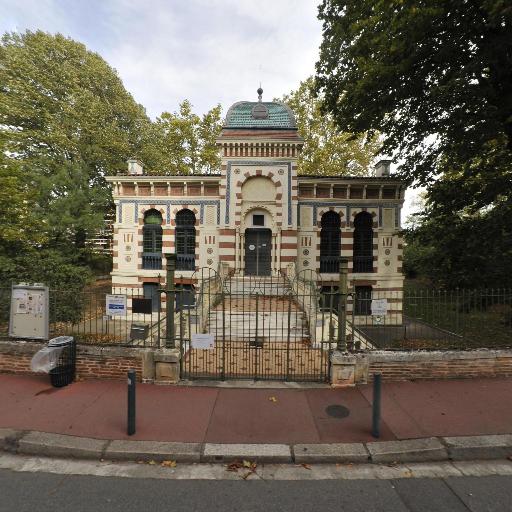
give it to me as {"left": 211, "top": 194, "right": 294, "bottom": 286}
{"left": 1, "top": 374, "right": 511, "bottom": 445}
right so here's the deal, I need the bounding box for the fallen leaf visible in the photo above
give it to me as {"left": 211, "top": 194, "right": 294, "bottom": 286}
{"left": 268, "top": 396, "right": 277, "bottom": 403}
{"left": 136, "top": 460, "right": 145, "bottom": 464}
{"left": 227, "top": 461, "right": 243, "bottom": 472}
{"left": 148, "top": 460, "right": 157, "bottom": 465}
{"left": 161, "top": 460, "right": 177, "bottom": 468}
{"left": 301, "top": 463, "right": 312, "bottom": 470}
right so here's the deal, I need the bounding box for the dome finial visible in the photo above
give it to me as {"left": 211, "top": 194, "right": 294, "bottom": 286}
{"left": 257, "top": 84, "right": 263, "bottom": 102}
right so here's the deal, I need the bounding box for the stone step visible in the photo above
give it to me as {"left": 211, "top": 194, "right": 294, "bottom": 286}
{"left": 224, "top": 278, "right": 292, "bottom": 297}
{"left": 207, "top": 320, "right": 306, "bottom": 329}
{"left": 205, "top": 334, "right": 311, "bottom": 342}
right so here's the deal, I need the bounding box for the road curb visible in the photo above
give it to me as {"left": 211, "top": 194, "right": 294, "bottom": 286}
{"left": 366, "top": 437, "right": 448, "bottom": 463}
{"left": 105, "top": 440, "right": 201, "bottom": 462}
{"left": 2, "top": 431, "right": 512, "bottom": 465}
{"left": 18, "top": 432, "right": 107, "bottom": 459}
{"left": 442, "top": 435, "right": 512, "bottom": 461}
{"left": 202, "top": 443, "right": 292, "bottom": 463}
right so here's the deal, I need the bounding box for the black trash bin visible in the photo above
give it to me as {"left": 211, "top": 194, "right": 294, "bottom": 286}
{"left": 48, "top": 336, "right": 76, "bottom": 388}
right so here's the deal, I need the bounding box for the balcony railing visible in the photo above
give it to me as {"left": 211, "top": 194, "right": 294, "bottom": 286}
{"left": 319, "top": 256, "right": 340, "bottom": 274}
{"left": 142, "top": 253, "right": 162, "bottom": 270}
{"left": 353, "top": 256, "right": 373, "bottom": 273}
{"left": 176, "top": 254, "right": 195, "bottom": 271}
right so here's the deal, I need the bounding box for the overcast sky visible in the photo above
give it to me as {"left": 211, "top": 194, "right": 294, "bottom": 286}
{"left": 1, "top": 0, "right": 323, "bottom": 118}
{"left": 1, "top": 0, "right": 419, "bottom": 219}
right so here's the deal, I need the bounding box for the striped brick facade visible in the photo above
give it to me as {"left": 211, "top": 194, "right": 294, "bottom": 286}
{"left": 106, "top": 96, "right": 406, "bottom": 325}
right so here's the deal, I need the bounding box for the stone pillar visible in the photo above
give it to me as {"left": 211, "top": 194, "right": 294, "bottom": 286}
{"left": 330, "top": 351, "right": 356, "bottom": 387}
{"left": 330, "top": 351, "right": 369, "bottom": 387}
{"left": 240, "top": 231, "right": 245, "bottom": 274}
{"left": 235, "top": 227, "right": 240, "bottom": 272}
{"left": 277, "top": 229, "right": 282, "bottom": 274}
{"left": 154, "top": 348, "right": 181, "bottom": 384}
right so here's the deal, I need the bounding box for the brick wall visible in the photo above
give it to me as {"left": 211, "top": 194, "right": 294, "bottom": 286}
{"left": 0, "top": 340, "right": 143, "bottom": 382}
{"left": 366, "top": 350, "right": 512, "bottom": 382}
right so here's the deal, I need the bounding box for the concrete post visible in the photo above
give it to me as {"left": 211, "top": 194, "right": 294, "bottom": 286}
{"left": 337, "top": 257, "right": 349, "bottom": 352}
{"left": 165, "top": 253, "right": 176, "bottom": 349}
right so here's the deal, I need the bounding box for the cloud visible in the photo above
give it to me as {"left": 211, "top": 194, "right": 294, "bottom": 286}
{"left": 0, "top": 0, "right": 323, "bottom": 118}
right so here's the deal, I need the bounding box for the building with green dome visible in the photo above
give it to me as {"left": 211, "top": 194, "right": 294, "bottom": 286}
{"left": 106, "top": 88, "right": 406, "bottom": 380}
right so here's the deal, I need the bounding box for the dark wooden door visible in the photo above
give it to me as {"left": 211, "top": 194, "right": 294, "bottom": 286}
{"left": 245, "top": 229, "right": 272, "bottom": 276}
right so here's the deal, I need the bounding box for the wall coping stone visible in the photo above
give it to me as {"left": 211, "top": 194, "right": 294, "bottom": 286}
{"left": 366, "top": 348, "right": 512, "bottom": 363}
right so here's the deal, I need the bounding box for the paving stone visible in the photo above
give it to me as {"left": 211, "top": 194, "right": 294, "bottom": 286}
{"left": 294, "top": 443, "right": 369, "bottom": 463}
{"left": 202, "top": 443, "right": 291, "bottom": 463}
{"left": 443, "top": 434, "right": 512, "bottom": 460}
{"left": 366, "top": 437, "right": 448, "bottom": 463}
{"left": 105, "top": 440, "right": 201, "bottom": 462}
{"left": 18, "top": 432, "right": 107, "bottom": 459}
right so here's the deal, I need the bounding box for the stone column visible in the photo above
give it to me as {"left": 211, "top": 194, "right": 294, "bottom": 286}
{"left": 272, "top": 232, "right": 277, "bottom": 274}
{"left": 235, "top": 227, "right": 240, "bottom": 272}
{"left": 240, "top": 231, "right": 245, "bottom": 274}
{"left": 276, "top": 229, "right": 281, "bottom": 274}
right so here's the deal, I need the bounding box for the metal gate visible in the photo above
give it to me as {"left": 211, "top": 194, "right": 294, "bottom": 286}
{"left": 177, "top": 268, "right": 334, "bottom": 382}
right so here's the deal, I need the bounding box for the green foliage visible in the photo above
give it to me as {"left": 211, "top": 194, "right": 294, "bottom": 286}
{"left": 403, "top": 201, "right": 512, "bottom": 288}
{"left": 151, "top": 100, "right": 222, "bottom": 175}
{"left": 277, "top": 77, "right": 380, "bottom": 176}
{"left": 0, "top": 30, "right": 154, "bottom": 249}
{"left": 316, "top": 1, "right": 512, "bottom": 286}
{"left": 0, "top": 249, "right": 92, "bottom": 323}
{"left": 316, "top": 1, "right": 512, "bottom": 194}
{"left": 0, "top": 164, "right": 43, "bottom": 249}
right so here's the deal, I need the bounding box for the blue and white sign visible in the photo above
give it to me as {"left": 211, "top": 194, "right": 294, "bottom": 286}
{"left": 106, "top": 294, "right": 127, "bottom": 317}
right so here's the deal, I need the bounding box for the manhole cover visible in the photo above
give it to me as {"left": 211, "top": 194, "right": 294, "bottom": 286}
{"left": 326, "top": 404, "right": 350, "bottom": 418}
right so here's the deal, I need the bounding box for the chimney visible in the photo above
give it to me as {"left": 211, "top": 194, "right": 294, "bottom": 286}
{"left": 374, "top": 159, "right": 391, "bottom": 177}
{"left": 127, "top": 158, "right": 144, "bottom": 175}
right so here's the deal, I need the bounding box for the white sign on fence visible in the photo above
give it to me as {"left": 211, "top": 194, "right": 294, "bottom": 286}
{"left": 106, "top": 294, "right": 127, "bottom": 316}
{"left": 191, "top": 333, "right": 215, "bottom": 350}
{"left": 371, "top": 298, "right": 388, "bottom": 316}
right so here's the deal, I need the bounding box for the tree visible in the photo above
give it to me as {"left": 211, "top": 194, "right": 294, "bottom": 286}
{"left": 151, "top": 101, "right": 222, "bottom": 175}
{"left": 316, "top": 1, "right": 512, "bottom": 286}
{"left": 315, "top": 1, "right": 512, "bottom": 201}
{"left": 403, "top": 202, "right": 512, "bottom": 288}
{"left": 278, "top": 77, "right": 380, "bottom": 176}
{"left": 0, "top": 30, "right": 155, "bottom": 250}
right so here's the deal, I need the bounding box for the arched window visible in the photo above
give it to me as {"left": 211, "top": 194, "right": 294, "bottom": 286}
{"left": 176, "top": 209, "right": 196, "bottom": 270}
{"left": 353, "top": 212, "right": 373, "bottom": 273}
{"left": 320, "top": 211, "right": 341, "bottom": 273}
{"left": 142, "top": 209, "right": 162, "bottom": 270}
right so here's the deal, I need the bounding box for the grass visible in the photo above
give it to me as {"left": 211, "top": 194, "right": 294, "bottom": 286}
{"left": 396, "top": 281, "right": 512, "bottom": 349}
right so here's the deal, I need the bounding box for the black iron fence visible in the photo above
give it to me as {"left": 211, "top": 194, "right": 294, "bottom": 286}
{"left": 342, "top": 287, "right": 512, "bottom": 350}
{"left": 1, "top": 283, "right": 511, "bottom": 353}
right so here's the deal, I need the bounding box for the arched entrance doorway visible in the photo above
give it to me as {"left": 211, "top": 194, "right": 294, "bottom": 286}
{"left": 244, "top": 228, "right": 272, "bottom": 276}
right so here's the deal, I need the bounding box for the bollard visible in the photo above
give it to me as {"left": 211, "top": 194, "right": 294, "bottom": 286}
{"left": 127, "top": 369, "right": 136, "bottom": 436}
{"left": 371, "top": 373, "right": 382, "bottom": 438}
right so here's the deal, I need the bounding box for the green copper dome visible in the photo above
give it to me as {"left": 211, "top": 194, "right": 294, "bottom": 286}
{"left": 224, "top": 101, "right": 297, "bottom": 130}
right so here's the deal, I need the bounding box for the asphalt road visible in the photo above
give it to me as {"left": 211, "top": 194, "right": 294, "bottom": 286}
{"left": 1, "top": 469, "right": 512, "bottom": 512}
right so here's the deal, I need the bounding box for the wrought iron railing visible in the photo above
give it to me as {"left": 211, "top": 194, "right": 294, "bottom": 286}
{"left": 353, "top": 255, "right": 373, "bottom": 273}
{"left": 1, "top": 280, "right": 511, "bottom": 353}
{"left": 142, "top": 253, "right": 162, "bottom": 270}
{"left": 176, "top": 254, "right": 195, "bottom": 271}
{"left": 319, "top": 256, "right": 340, "bottom": 273}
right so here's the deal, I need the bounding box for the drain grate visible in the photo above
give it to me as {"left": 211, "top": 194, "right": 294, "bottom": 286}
{"left": 326, "top": 404, "right": 350, "bottom": 418}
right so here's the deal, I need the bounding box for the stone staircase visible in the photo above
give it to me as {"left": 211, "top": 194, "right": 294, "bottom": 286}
{"left": 207, "top": 276, "right": 311, "bottom": 343}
